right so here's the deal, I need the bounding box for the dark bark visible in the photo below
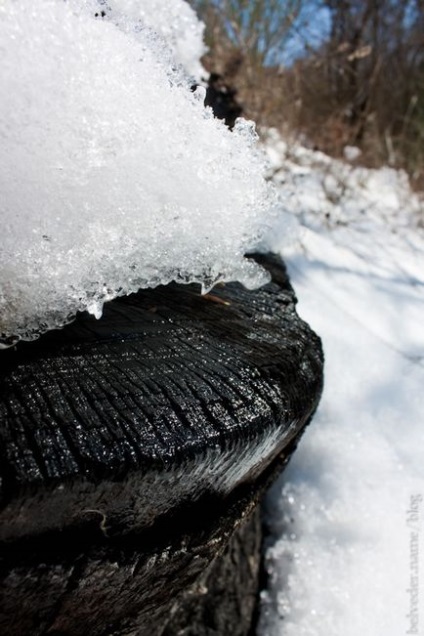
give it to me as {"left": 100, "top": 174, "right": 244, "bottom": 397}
{"left": 162, "top": 506, "right": 262, "bottom": 636}
{"left": 0, "top": 254, "right": 323, "bottom": 635}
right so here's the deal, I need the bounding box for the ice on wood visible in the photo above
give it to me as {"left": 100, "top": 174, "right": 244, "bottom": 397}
{"left": 0, "top": 0, "right": 279, "bottom": 346}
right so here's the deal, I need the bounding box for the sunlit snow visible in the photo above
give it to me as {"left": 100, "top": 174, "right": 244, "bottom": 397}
{"left": 0, "top": 0, "right": 279, "bottom": 346}
{"left": 258, "top": 130, "right": 424, "bottom": 636}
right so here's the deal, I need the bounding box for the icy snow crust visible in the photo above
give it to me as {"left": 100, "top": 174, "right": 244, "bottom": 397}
{"left": 0, "top": 0, "right": 278, "bottom": 345}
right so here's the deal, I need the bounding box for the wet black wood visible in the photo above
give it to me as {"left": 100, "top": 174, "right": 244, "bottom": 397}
{"left": 0, "top": 254, "right": 323, "bottom": 635}
{"left": 162, "top": 506, "right": 262, "bottom": 636}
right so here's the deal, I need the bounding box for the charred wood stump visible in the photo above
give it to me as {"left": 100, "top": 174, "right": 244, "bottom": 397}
{"left": 0, "top": 254, "right": 323, "bottom": 635}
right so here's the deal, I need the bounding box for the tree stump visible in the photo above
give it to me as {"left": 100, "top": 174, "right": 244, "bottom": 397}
{"left": 0, "top": 254, "right": 323, "bottom": 635}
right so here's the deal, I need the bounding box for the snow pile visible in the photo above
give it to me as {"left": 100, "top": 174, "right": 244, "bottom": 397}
{"left": 258, "top": 130, "right": 424, "bottom": 635}
{"left": 0, "top": 0, "right": 279, "bottom": 346}
{"left": 262, "top": 128, "right": 423, "bottom": 238}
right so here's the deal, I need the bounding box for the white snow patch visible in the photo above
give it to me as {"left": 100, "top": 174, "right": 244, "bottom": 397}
{"left": 343, "top": 145, "right": 361, "bottom": 162}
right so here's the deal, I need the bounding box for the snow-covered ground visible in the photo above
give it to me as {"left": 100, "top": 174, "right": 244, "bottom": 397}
{"left": 258, "top": 131, "right": 424, "bottom": 636}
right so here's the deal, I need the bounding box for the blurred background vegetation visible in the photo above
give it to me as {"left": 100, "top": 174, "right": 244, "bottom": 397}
{"left": 188, "top": 0, "right": 424, "bottom": 189}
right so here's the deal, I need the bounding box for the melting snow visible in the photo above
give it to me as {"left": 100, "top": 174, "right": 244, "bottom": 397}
{"left": 0, "top": 0, "right": 279, "bottom": 346}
